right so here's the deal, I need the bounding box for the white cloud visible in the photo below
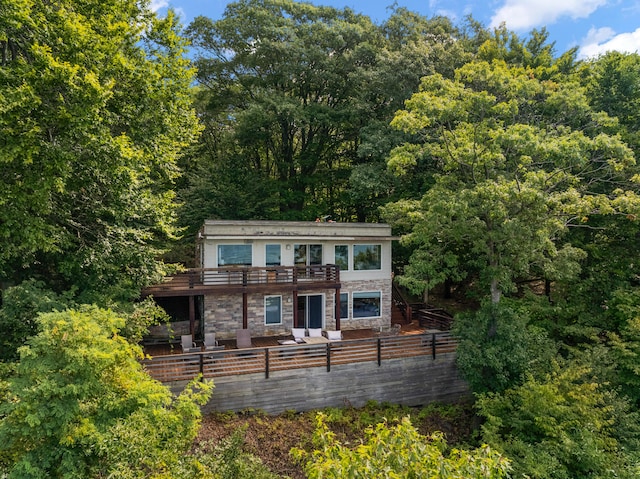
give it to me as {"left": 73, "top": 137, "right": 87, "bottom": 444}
{"left": 578, "top": 26, "right": 640, "bottom": 58}
{"left": 489, "top": 0, "right": 609, "bottom": 31}
{"left": 150, "top": 0, "right": 169, "bottom": 12}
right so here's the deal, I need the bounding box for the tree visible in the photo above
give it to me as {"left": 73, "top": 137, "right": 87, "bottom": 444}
{"left": 185, "top": 0, "right": 384, "bottom": 220}
{"left": 453, "top": 300, "right": 557, "bottom": 394}
{"left": 0, "top": 0, "right": 201, "bottom": 300}
{"left": 0, "top": 307, "right": 212, "bottom": 477}
{"left": 292, "top": 413, "right": 511, "bottom": 478}
{"left": 384, "top": 58, "right": 639, "bottom": 304}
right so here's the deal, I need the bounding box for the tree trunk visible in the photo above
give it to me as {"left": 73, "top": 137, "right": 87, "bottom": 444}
{"left": 490, "top": 278, "right": 501, "bottom": 304}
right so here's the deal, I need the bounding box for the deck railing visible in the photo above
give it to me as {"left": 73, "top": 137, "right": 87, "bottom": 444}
{"left": 143, "top": 265, "right": 340, "bottom": 296}
{"left": 141, "top": 331, "right": 457, "bottom": 383}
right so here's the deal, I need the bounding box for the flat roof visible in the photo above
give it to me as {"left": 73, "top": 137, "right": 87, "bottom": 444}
{"left": 200, "top": 220, "right": 397, "bottom": 241}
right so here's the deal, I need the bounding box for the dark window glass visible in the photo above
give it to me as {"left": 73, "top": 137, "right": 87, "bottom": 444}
{"left": 353, "top": 244, "right": 381, "bottom": 270}
{"left": 335, "top": 245, "right": 348, "bottom": 271}
{"left": 352, "top": 292, "right": 381, "bottom": 318}
{"left": 218, "top": 244, "right": 252, "bottom": 266}
{"left": 266, "top": 244, "right": 281, "bottom": 266}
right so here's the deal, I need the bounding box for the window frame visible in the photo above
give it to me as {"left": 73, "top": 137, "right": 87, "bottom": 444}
{"left": 217, "top": 244, "right": 253, "bottom": 267}
{"left": 334, "top": 244, "right": 349, "bottom": 271}
{"left": 352, "top": 291, "right": 382, "bottom": 318}
{"left": 264, "top": 295, "right": 283, "bottom": 325}
{"left": 336, "top": 292, "right": 349, "bottom": 320}
{"left": 353, "top": 244, "right": 382, "bottom": 271}
{"left": 265, "top": 244, "right": 281, "bottom": 266}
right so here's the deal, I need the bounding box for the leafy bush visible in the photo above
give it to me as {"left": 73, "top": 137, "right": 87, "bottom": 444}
{"left": 453, "top": 300, "right": 557, "bottom": 393}
{"left": 477, "top": 360, "right": 640, "bottom": 478}
{"left": 0, "top": 279, "right": 74, "bottom": 361}
{"left": 0, "top": 306, "right": 213, "bottom": 478}
{"left": 292, "top": 413, "right": 511, "bottom": 478}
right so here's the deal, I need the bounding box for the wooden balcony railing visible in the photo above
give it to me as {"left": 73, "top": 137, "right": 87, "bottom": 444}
{"left": 142, "top": 265, "right": 340, "bottom": 297}
{"left": 141, "top": 331, "right": 457, "bottom": 383}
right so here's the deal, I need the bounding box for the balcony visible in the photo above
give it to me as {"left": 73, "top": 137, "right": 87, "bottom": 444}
{"left": 142, "top": 265, "right": 341, "bottom": 298}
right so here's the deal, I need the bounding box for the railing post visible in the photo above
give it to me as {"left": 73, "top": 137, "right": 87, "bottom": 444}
{"left": 432, "top": 333, "right": 436, "bottom": 359}
{"left": 199, "top": 353, "right": 204, "bottom": 376}
{"left": 326, "top": 343, "right": 331, "bottom": 372}
{"left": 265, "top": 348, "right": 270, "bottom": 379}
{"left": 377, "top": 338, "right": 382, "bottom": 366}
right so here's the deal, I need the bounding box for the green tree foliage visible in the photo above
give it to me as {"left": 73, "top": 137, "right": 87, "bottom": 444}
{"left": 185, "top": 0, "right": 384, "bottom": 220}
{"left": 293, "top": 413, "right": 511, "bottom": 478}
{"left": 453, "top": 300, "right": 557, "bottom": 394}
{"left": 180, "top": 1, "right": 477, "bottom": 230}
{"left": 0, "top": 280, "right": 73, "bottom": 362}
{"left": 384, "top": 58, "right": 639, "bottom": 304}
{"left": 0, "top": 0, "right": 201, "bottom": 300}
{"left": 581, "top": 52, "right": 640, "bottom": 147}
{"left": 0, "top": 307, "right": 212, "bottom": 477}
{"left": 477, "top": 360, "right": 640, "bottom": 478}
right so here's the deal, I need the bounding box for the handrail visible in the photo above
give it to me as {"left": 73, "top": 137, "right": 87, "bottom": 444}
{"left": 141, "top": 331, "right": 457, "bottom": 383}
{"left": 391, "top": 282, "right": 413, "bottom": 324}
{"left": 142, "top": 265, "right": 340, "bottom": 296}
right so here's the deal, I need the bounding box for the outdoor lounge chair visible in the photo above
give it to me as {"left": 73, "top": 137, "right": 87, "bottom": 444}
{"left": 326, "top": 330, "right": 342, "bottom": 341}
{"left": 180, "top": 334, "right": 199, "bottom": 353}
{"left": 204, "top": 332, "right": 219, "bottom": 351}
{"left": 236, "top": 329, "right": 252, "bottom": 348}
{"left": 308, "top": 328, "right": 323, "bottom": 338}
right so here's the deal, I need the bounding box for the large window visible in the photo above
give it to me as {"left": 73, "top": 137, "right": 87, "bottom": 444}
{"left": 334, "top": 245, "right": 349, "bottom": 271}
{"left": 218, "top": 244, "right": 252, "bottom": 266}
{"left": 352, "top": 291, "right": 381, "bottom": 318}
{"left": 353, "top": 244, "right": 381, "bottom": 270}
{"left": 266, "top": 244, "right": 281, "bottom": 266}
{"left": 265, "top": 296, "right": 282, "bottom": 325}
{"left": 295, "top": 244, "right": 322, "bottom": 265}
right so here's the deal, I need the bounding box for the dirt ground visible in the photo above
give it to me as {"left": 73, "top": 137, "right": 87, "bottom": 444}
{"left": 195, "top": 402, "right": 477, "bottom": 478}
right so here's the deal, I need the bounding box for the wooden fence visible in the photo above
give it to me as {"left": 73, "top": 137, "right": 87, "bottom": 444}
{"left": 141, "top": 332, "right": 457, "bottom": 384}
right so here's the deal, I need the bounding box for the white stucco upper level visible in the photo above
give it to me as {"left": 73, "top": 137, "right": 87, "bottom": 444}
{"left": 197, "top": 220, "right": 396, "bottom": 282}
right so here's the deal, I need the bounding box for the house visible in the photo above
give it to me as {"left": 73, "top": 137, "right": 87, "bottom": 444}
{"left": 143, "top": 220, "right": 396, "bottom": 341}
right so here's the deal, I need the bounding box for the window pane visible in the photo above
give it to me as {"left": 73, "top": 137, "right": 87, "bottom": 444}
{"left": 335, "top": 245, "right": 348, "bottom": 271}
{"left": 265, "top": 296, "right": 282, "bottom": 324}
{"left": 218, "top": 244, "right": 252, "bottom": 266}
{"left": 266, "top": 244, "right": 281, "bottom": 266}
{"left": 353, "top": 244, "right": 381, "bottom": 270}
{"left": 352, "top": 292, "right": 381, "bottom": 318}
{"left": 309, "top": 244, "right": 323, "bottom": 265}
{"left": 294, "top": 244, "right": 306, "bottom": 266}
{"left": 339, "top": 292, "right": 348, "bottom": 319}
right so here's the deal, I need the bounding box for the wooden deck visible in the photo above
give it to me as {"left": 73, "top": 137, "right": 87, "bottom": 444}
{"left": 142, "top": 265, "right": 340, "bottom": 297}
{"left": 141, "top": 326, "right": 457, "bottom": 384}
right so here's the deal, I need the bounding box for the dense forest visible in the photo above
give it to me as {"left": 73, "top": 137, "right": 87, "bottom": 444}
{"left": 2, "top": 0, "right": 640, "bottom": 477}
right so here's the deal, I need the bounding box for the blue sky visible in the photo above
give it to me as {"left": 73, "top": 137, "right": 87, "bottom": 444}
{"left": 152, "top": 0, "right": 640, "bottom": 60}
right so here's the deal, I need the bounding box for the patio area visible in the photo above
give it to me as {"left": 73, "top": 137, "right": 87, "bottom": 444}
{"left": 142, "top": 320, "right": 428, "bottom": 357}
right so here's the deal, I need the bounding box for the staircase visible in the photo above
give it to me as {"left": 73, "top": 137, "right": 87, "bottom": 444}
{"left": 391, "top": 282, "right": 454, "bottom": 330}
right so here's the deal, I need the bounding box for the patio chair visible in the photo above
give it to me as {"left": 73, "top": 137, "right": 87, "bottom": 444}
{"left": 326, "top": 330, "right": 342, "bottom": 341}
{"left": 204, "top": 332, "right": 219, "bottom": 351}
{"left": 236, "top": 329, "right": 253, "bottom": 349}
{"left": 180, "top": 334, "right": 199, "bottom": 353}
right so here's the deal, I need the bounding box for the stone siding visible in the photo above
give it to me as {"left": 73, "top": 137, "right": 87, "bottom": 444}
{"left": 203, "top": 278, "right": 392, "bottom": 340}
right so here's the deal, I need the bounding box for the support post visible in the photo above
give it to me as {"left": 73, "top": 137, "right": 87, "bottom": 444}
{"left": 189, "top": 295, "right": 196, "bottom": 337}
{"left": 242, "top": 293, "right": 248, "bottom": 329}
